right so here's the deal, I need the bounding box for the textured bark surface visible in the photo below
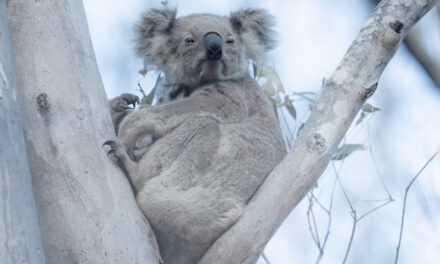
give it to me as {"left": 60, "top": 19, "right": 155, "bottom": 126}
{"left": 372, "top": 0, "right": 440, "bottom": 90}
{"left": 0, "top": 2, "right": 45, "bottom": 263}
{"left": 6, "top": 1, "right": 159, "bottom": 263}
{"left": 199, "top": 0, "right": 436, "bottom": 263}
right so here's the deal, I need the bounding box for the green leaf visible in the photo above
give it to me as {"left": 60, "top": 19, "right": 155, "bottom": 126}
{"left": 293, "top": 92, "right": 317, "bottom": 105}
{"left": 141, "top": 74, "right": 164, "bottom": 105}
{"left": 362, "top": 103, "right": 381, "bottom": 113}
{"left": 254, "top": 64, "right": 285, "bottom": 93}
{"left": 274, "top": 93, "right": 282, "bottom": 105}
{"left": 284, "top": 95, "right": 296, "bottom": 120}
{"left": 295, "top": 91, "right": 316, "bottom": 96}
{"left": 268, "top": 97, "right": 278, "bottom": 120}
{"left": 332, "top": 144, "right": 366, "bottom": 160}
{"left": 355, "top": 112, "right": 366, "bottom": 125}
{"left": 296, "top": 123, "right": 305, "bottom": 137}
{"left": 262, "top": 82, "right": 276, "bottom": 97}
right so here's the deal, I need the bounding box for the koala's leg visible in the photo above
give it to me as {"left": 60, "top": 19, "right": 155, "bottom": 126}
{"left": 134, "top": 118, "right": 246, "bottom": 263}
{"left": 103, "top": 140, "right": 141, "bottom": 192}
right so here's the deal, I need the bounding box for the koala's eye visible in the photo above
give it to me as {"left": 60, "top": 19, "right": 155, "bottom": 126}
{"left": 185, "top": 37, "right": 195, "bottom": 44}
{"left": 226, "top": 38, "right": 235, "bottom": 44}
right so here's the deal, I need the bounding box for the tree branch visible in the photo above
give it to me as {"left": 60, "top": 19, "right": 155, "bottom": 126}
{"left": 199, "top": 0, "right": 436, "bottom": 263}
{"left": 404, "top": 28, "right": 440, "bottom": 89}
{"left": 373, "top": 0, "right": 440, "bottom": 90}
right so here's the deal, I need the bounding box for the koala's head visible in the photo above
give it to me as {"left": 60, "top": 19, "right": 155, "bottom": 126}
{"left": 135, "top": 8, "right": 276, "bottom": 87}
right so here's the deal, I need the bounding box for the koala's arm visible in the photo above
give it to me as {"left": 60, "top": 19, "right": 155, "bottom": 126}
{"left": 118, "top": 87, "right": 246, "bottom": 150}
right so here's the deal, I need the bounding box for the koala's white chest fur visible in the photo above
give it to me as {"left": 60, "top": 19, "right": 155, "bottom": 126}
{"left": 107, "top": 7, "right": 285, "bottom": 264}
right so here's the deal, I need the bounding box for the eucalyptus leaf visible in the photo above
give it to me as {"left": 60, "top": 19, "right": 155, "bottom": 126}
{"left": 356, "top": 112, "right": 366, "bottom": 125}
{"left": 141, "top": 74, "right": 164, "bottom": 105}
{"left": 262, "top": 82, "right": 276, "bottom": 97}
{"left": 362, "top": 103, "right": 381, "bottom": 113}
{"left": 294, "top": 92, "right": 317, "bottom": 104}
{"left": 254, "top": 64, "right": 285, "bottom": 93}
{"left": 284, "top": 95, "right": 296, "bottom": 120}
{"left": 296, "top": 123, "right": 305, "bottom": 137}
{"left": 269, "top": 97, "right": 278, "bottom": 120}
{"left": 333, "top": 144, "right": 366, "bottom": 160}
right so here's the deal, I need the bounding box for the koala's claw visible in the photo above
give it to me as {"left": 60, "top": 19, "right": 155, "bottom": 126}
{"left": 120, "top": 93, "right": 140, "bottom": 108}
{"left": 111, "top": 93, "right": 140, "bottom": 112}
{"left": 103, "top": 140, "right": 119, "bottom": 158}
{"left": 107, "top": 149, "right": 115, "bottom": 156}
{"left": 103, "top": 140, "right": 116, "bottom": 147}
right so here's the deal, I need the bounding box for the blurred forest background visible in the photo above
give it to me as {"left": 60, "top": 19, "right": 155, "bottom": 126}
{"left": 83, "top": 1, "right": 440, "bottom": 263}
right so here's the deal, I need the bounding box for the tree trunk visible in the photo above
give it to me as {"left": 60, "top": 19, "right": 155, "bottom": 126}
{"left": 0, "top": 2, "right": 45, "bottom": 263}
{"left": 199, "top": 0, "right": 436, "bottom": 263}
{"left": 6, "top": 1, "right": 160, "bottom": 263}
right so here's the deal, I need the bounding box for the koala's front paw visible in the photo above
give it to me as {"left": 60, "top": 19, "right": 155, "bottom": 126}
{"left": 103, "top": 140, "right": 138, "bottom": 193}
{"left": 109, "top": 93, "right": 140, "bottom": 134}
{"left": 111, "top": 93, "right": 140, "bottom": 112}
{"left": 103, "top": 140, "right": 129, "bottom": 163}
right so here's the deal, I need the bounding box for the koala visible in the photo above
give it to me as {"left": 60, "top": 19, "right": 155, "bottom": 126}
{"left": 106, "top": 7, "right": 286, "bottom": 264}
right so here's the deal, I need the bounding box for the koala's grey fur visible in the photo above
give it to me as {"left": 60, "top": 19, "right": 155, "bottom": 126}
{"left": 107, "top": 7, "right": 285, "bottom": 264}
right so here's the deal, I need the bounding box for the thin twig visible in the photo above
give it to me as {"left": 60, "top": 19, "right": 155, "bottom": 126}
{"left": 137, "top": 81, "right": 146, "bottom": 97}
{"left": 357, "top": 199, "right": 393, "bottom": 221}
{"left": 279, "top": 108, "right": 294, "bottom": 149}
{"left": 307, "top": 174, "right": 337, "bottom": 264}
{"left": 332, "top": 162, "right": 357, "bottom": 264}
{"left": 262, "top": 252, "right": 271, "bottom": 264}
{"left": 342, "top": 210, "right": 357, "bottom": 264}
{"left": 367, "top": 125, "right": 393, "bottom": 199}
{"left": 394, "top": 151, "right": 438, "bottom": 264}
{"left": 307, "top": 194, "right": 320, "bottom": 247}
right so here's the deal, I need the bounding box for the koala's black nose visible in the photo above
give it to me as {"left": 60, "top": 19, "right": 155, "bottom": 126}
{"left": 203, "top": 32, "right": 223, "bottom": 60}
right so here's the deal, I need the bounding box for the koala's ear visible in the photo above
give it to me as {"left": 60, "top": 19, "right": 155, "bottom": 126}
{"left": 134, "top": 8, "right": 177, "bottom": 62}
{"left": 230, "top": 9, "right": 276, "bottom": 61}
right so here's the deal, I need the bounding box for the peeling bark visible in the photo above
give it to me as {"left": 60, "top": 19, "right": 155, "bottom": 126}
{"left": 6, "top": 1, "right": 159, "bottom": 263}
{"left": 199, "top": 0, "right": 437, "bottom": 263}
{"left": 0, "top": 2, "right": 45, "bottom": 263}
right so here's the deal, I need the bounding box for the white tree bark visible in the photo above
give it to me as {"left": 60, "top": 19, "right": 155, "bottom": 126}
{"left": 6, "top": 1, "right": 159, "bottom": 263}
{"left": 0, "top": 2, "right": 45, "bottom": 263}
{"left": 199, "top": 0, "right": 436, "bottom": 263}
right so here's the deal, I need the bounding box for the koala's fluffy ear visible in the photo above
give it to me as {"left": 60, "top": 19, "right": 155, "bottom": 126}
{"left": 134, "top": 8, "right": 177, "bottom": 65}
{"left": 230, "top": 9, "right": 276, "bottom": 61}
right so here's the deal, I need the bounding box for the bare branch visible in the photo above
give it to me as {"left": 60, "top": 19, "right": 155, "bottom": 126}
{"left": 394, "top": 151, "right": 438, "bottom": 264}
{"left": 373, "top": 0, "right": 440, "bottom": 90}
{"left": 367, "top": 125, "right": 393, "bottom": 200}
{"left": 199, "top": 1, "right": 436, "bottom": 263}
{"left": 404, "top": 28, "right": 440, "bottom": 89}
{"left": 342, "top": 211, "right": 357, "bottom": 264}
{"left": 262, "top": 252, "right": 271, "bottom": 264}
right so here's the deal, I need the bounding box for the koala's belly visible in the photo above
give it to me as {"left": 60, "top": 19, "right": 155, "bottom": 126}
{"left": 137, "top": 179, "right": 244, "bottom": 264}
{"left": 133, "top": 120, "right": 284, "bottom": 263}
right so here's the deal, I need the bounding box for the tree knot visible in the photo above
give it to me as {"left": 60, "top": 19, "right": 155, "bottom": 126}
{"left": 37, "top": 93, "right": 50, "bottom": 114}
{"left": 364, "top": 82, "right": 378, "bottom": 99}
{"left": 389, "top": 20, "right": 404, "bottom": 34}
{"left": 306, "top": 133, "right": 326, "bottom": 153}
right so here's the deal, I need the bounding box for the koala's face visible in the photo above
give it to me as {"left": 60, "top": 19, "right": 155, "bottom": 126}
{"left": 164, "top": 14, "right": 247, "bottom": 86}
{"left": 135, "top": 8, "right": 276, "bottom": 87}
